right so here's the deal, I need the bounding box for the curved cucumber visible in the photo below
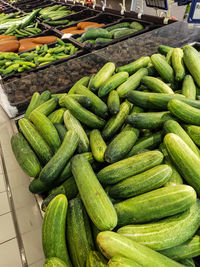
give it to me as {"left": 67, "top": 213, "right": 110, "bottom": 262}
{"left": 182, "top": 75, "right": 196, "bottom": 100}
{"left": 24, "top": 92, "right": 40, "bottom": 119}
{"left": 68, "top": 76, "right": 90, "bottom": 95}
{"left": 114, "top": 185, "right": 196, "bottom": 226}
{"left": 107, "top": 90, "right": 120, "bottom": 115}
{"left": 158, "top": 45, "right": 173, "bottom": 55}
{"left": 109, "top": 164, "right": 172, "bottom": 199}
{"left": 172, "top": 48, "right": 185, "bottom": 82}
{"left": 118, "top": 201, "right": 200, "bottom": 251}
{"left": 141, "top": 76, "right": 174, "bottom": 94}
{"left": 90, "top": 129, "right": 107, "bottom": 163}
{"left": 86, "top": 251, "right": 107, "bottom": 267}
{"left": 116, "top": 56, "right": 150, "bottom": 75}
{"left": 37, "top": 90, "right": 51, "bottom": 106}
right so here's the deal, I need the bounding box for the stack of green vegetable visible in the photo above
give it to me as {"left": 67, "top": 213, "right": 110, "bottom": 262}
{"left": 0, "top": 38, "right": 78, "bottom": 75}
{"left": 11, "top": 44, "right": 200, "bottom": 266}
{"left": 39, "top": 5, "right": 75, "bottom": 23}
{"left": 77, "top": 21, "right": 144, "bottom": 46}
{"left": 0, "top": 9, "right": 41, "bottom": 36}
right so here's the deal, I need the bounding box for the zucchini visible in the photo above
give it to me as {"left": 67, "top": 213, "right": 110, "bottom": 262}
{"left": 182, "top": 75, "right": 196, "bottom": 100}
{"left": 90, "top": 129, "right": 107, "bottom": 163}
{"left": 11, "top": 133, "right": 41, "bottom": 178}
{"left": 53, "top": 123, "right": 67, "bottom": 142}
{"left": 24, "top": 92, "right": 40, "bottom": 119}
{"left": 184, "top": 124, "right": 200, "bottom": 146}
{"left": 91, "top": 62, "right": 115, "bottom": 91}
{"left": 158, "top": 45, "right": 173, "bottom": 55}
{"left": 161, "top": 235, "right": 200, "bottom": 260}
{"left": 74, "top": 85, "right": 108, "bottom": 119}
{"left": 106, "top": 22, "right": 130, "bottom": 32}
{"left": 29, "top": 110, "right": 61, "bottom": 153}
{"left": 151, "top": 54, "right": 174, "bottom": 83}
{"left": 183, "top": 45, "right": 200, "bottom": 87}
{"left": 102, "top": 101, "right": 131, "bottom": 140}
{"left": 67, "top": 198, "right": 95, "bottom": 267}
{"left": 82, "top": 28, "right": 112, "bottom": 41}
{"left": 105, "top": 125, "right": 139, "bottom": 163}
{"left": 64, "top": 110, "right": 89, "bottom": 153}
{"left": 48, "top": 108, "right": 66, "bottom": 124}
{"left": 97, "top": 150, "right": 163, "bottom": 185}
{"left": 44, "top": 257, "right": 69, "bottom": 267}
{"left": 67, "top": 94, "right": 92, "bottom": 108}
{"left": 164, "top": 133, "right": 200, "bottom": 195}
{"left": 113, "top": 29, "right": 137, "bottom": 39}
{"left": 108, "top": 256, "right": 141, "bottom": 267}
{"left": 30, "top": 98, "right": 58, "bottom": 117}
{"left": 116, "top": 56, "right": 150, "bottom": 75}
{"left": 37, "top": 90, "right": 51, "bottom": 106}
{"left": 68, "top": 76, "right": 90, "bottom": 95}
{"left": 97, "top": 231, "right": 184, "bottom": 267}
{"left": 86, "top": 251, "right": 107, "bottom": 266}
{"left": 109, "top": 164, "right": 172, "bottom": 199}
{"left": 39, "top": 130, "right": 79, "bottom": 184}
{"left": 71, "top": 154, "right": 118, "bottom": 231}
{"left": 141, "top": 76, "right": 174, "bottom": 94}
{"left": 163, "top": 120, "right": 200, "bottom": 156}
{"left": 114, "top": 185, "right": 196, "bottom": 226}
{"left": 63, "top": 96, "right": 105, "bottom": 129}
{"left": 98, "top": 72, "right": 129, "bottom": 97}
{"left": 118, "top": 201, "right": 200, "bottom": 251}
{"left": 107, "top": 90, "right": 120, "bottom": 115}
{"left": 42, "top": 194, "right": 72, "bottom": 266}
{"left": 171, "top": 48, "right": 185, "bottom": 82}
{"left": 130, "top": 21, "right": 144, "bottom": 31}
{"left": 18, "top": 118, "right": 52, "bottom": 165}
{"left": 117, "top": 68, "right": 148, "bottom": 98}
{"left": 127, "top": 132, "right": 162, "bottom": 157}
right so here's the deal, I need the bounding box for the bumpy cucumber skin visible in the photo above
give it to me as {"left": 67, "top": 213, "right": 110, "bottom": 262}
{"left": 184, "top": 124, "right": 200, "bottom": 146}
{"left": 64, "top": 110, "right": 89, "bottom": 153}
{"left": 166, "top": 49, "right": 173, "bottom": 65}
{"left": 109, "top": 164, "right": 172, "bottom": 199}
{"left": 42, "top": 194, "right": 72, "bottom": 266}
{"left": 24, "top": 92, "right": 40, "bottom": 119}
{"left": 67, "top": 198, "right": 95, "bottom": 267}
{"left": 118, "top": 201, "right": 200, "bottom": 251}
{"left": 31, "top": 97, "right": 58, "bottom": 117}
{"left": 98, "top": 72, "right": 129, "bottom": 97}
{"left": 182, "top": 75, "right": 196, "bottom": 100}
{"left": 54, "top": 123, "right": 67, "bottom": 142}
{"left": 108, "top": 256, "right": 141, "bottom": 267}
{"left": 68, "top": 94, "right": 92, "bottom": 108}
{"left": 97, "top": 231, "right": 184, "bottom": 267}
{"left": 107, "top": 90, "right": 120, "bottom": 115}
{"left": 39, "top": 130, "right": 79, "bottom": 184}
{"left": 160, "top": 235, "right": 200, "bottom": 260}
{"left": 171, "top": 48, "right": 185, "bottom": 82}
{"left": 44, "top": 257, "right": 69, "bottom": 267}
{"left": 68, "top": 76, "right": 90, "bottom": 95}
{"left": 178, "top": 258, "right": 195, "bottom": 267}
{"left": 18, "top": 118, "right": 53, "bottom": 165}
{"left": 90, "top": 129, "right": 107, "bottom": 163}
{"left": 71, "top": 154, "right": 118, "bottom": 231}
{"left": 117, "top": 56, "right": 150, "bottom": 75}
{"left": 141, "top": 76, "right": 174, "bottom": 94}
{"left": 117, "top": 68, "right": 148, "bottom": 98}
{"left": 11, "top": 133, "right": 41, "bottom": 178}
{"left": 48, "top": 108, "right": 66, "bottom": 124}
{"left": 37, "top": 90, "right": 51, "bottom": 106}
{"left": 158, "top": 45, "right": 173, "bottom": 55}
{"left": 29, "top": 110, "right": 61, "bottom": 153}
{"left": 97, "top": 150, "right": 163, "bottom": 185}
{"left": 86, "top": 251, "right": 107, "bottom": 267}
{"left": 164, "top": 133, "right": 200, "bottom": 196}
{"left": 115, "top": 185, "right": 196, "bottom": 226}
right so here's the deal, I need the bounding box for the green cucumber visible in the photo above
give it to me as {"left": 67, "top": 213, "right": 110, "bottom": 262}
{"left": 115, "top": 185, "right": 196, "bottom": 226}
{"left": 166, "top": 49, "right": 173, "bottom": 65}
{"left": 130, "top": 21, "right": 144, "bottom": 30}
{"left": 74, "top": 85, "right": 108, "bottom": 119}
{"left": 98, "top": 72, "right": 129, "bottom": 97}
{"left": 71, "top": 154, "right": 118, "bottom": 231}
{"left": 48, "top": 108, "right": 66, "bottom": 124}
{"left": 97, "top": 231, "right": 184, "bottom": 267}
{"left": 53, "top": 123, "right": 67, "bottom": 142}
{"left": 24, "top": 92, "right": 40, "bottom": 119}
{"left": 172, "top": 48, "right": 185, "bottom": 82}
{"left": 107, "top": 90, "right": 120, "bottom": 115}
{"left": 18, "top": 118, "right": 52, "bottom": 165}
{"left": 63, "top": 96, "right": 105, "bottom": 129}
{"left": 58, "top": 95, "right": 67, "bottom": 107}
{"left": 183, "top": 45, "right": 200, "bottom": 87}
{"left": 158, "top": 45, "right": 173, "bottom": 55}
{"left": 68, "top": 76, "right": 90, "bottom": 95}
{"left": 164, "top": 133, "right": 200, "bottom": 195}
{"left": 151, "top": 54, "right": 174, "bottom": 83}
{"left": 88, "top": 74, "right": 95, "bottom": 90}
{"left": 113, "top": 29, "right": 137, "bottom": 39}
{"left": 182, "top": 75, "right": 196, "bottom": 100}
{"left": 44, "top": 257, "right": 69, "bottom": 267}
{"left": 127, "top": 132, "right": 162, "bottom": 157}
{"left": 90, "top": 129, "right": 107, "bottom": 163}
{"left": 108, "top": 256, "right": 142, "bottom": 267}
{"left": 67, "top": 198, "right": 95, "bottom": 267}
{"left": 178, "top": 258, "right": 195, "bottom": 267}
{"left": 29, "top": 110, "right": 61, "bottom": 153}
{"left": 82, "top": 28, "right": 112, "bottom": 41}
{"left": 67, "top": 94, "right": 92, "bottom": 108}
{"left": 109, "top": 164, "right": 172, "bottom": 199}
{"left": 141, "top": 76, "right": 174, "bottom": 94}
{"left": 102, "top": 101, "right": 131, "bottom": 140}
{"left": 105, "top": 125, "right": 139, "bottom": 163}
{"left": 64, "top": 110, "right": 89, "bottom": 153}
{"left": 118, "top": 201, "right": 200, "bottom": 251}
{"left": 161, "top": 235, "right": 200, "bottom": 260}
{"left": 163, "top": 120, "right": 200, "bottom": 156}
{"left": 30, "top": 98, "right": 58, "bottom": 117}
{"left": 11, "top": 133, "right": 41, "bottom": 178}
{"left": 37, "top": 90, "right": 51, "bottom": 106}
{"left": 116, "top": 57, "right": 150, "bottom": 75}
{"left": 91, "top": 62, "right": 115, "bottom": 91}
{"left": 42, "top": 194, "right": 72, "bottom": 266}
{"left": 86, "top": 251, "right": 107, "bottom": 266}
{"left": 97, "top": 150, "right": 163, "bottom": 185}
{"left": 106, "top": 22, "right": 130, "bottom": 32}
{"left": 95, "top": 38, "right": 113, "bottom": 44}
{"left": 117, "top": 68, "right": 148, "bottom": 98}
{"left": 184, "top": 124, "right": 200, "bottom": 146}
{"left": 39, "top": 130, "right": 79, "bottom": 184}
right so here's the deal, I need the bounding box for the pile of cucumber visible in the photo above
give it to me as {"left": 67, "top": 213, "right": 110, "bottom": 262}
{"left": 77, "top": 21, "right": 144, "bottom": 46}
{"left": 11, "top": 44, "right": 200, "bottom": 267}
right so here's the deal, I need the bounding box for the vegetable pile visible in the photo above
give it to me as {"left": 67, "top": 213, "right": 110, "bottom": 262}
{"left": 11, "top": 44, "right": 200, "bottom": 266}
{"left": 39, "top": 5, "right": 75, "bottom": 22}
{"left": 60, "top": 21, "right": 105, "bottom": 35}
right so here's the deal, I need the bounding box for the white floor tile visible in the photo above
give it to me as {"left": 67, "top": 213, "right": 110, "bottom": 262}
{"left": 0, "top": 157, "right": 3, "bottom": 174}
{"left": 0, "top": 213, "right": 16, "bottom": 243}
{"left": 0, "top": 238, "right": 22, "bottom": 267}
{"left": 0, "top": 173, "right": 6, "bottom": 192}
{"left": 7, "top": 168, "right": 29, "bottom": 189}
{"left": 0, "top": 192, "right": 10, "bottom": 215}
{"left": 11, "top": 184, "right": 36, "bottom": 209}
